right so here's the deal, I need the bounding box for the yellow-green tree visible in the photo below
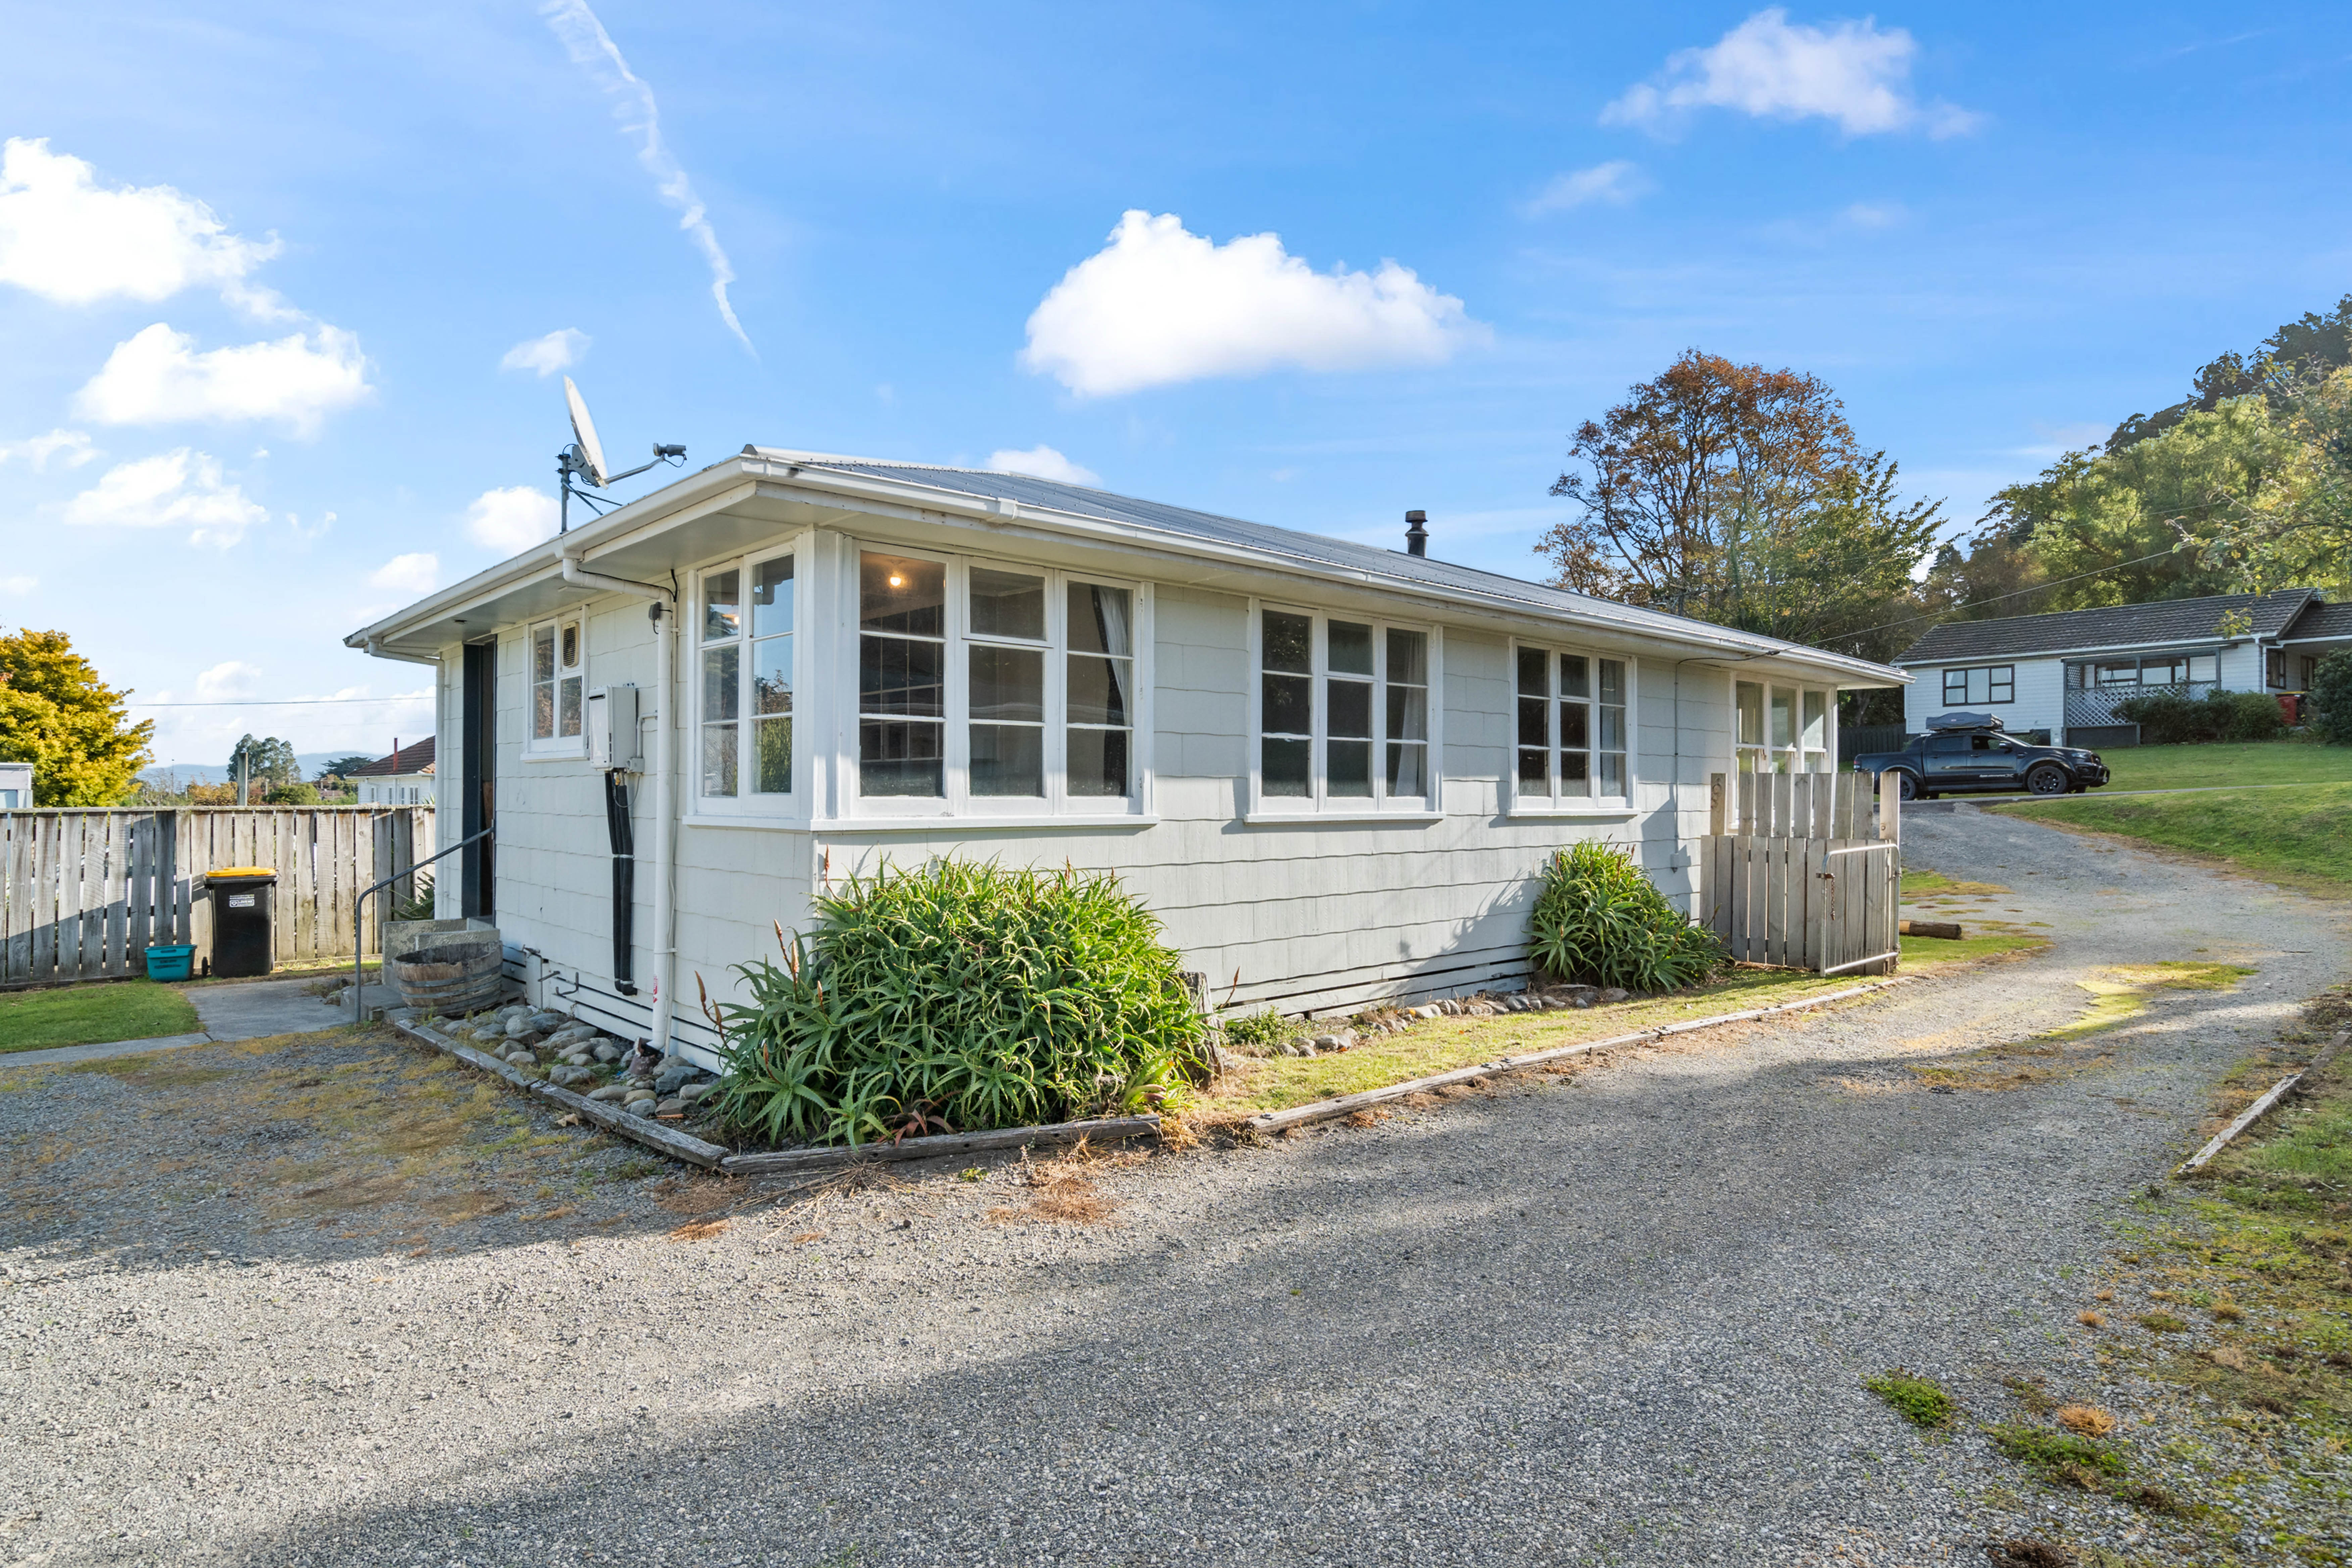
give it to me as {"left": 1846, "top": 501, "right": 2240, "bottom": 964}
{"left": 0, "top": 628, "right": 155, "bottom": 805}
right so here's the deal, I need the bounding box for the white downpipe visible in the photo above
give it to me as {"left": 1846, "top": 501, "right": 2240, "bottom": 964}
{"left": 559, "top": 554, "right": 679, "bottom": 1055}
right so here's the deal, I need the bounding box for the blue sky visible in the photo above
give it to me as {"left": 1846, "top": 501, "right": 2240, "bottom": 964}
{"left": 4, "top": 2, "right": 2348, "bottom": 767}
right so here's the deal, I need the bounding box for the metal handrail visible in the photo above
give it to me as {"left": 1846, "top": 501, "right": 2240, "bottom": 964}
{"left": 350, "top": 828, "right": 493, "bottom": 1018}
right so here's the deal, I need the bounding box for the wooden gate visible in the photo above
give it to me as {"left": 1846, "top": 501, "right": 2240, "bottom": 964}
{"left": 1700, "top": 772, "right": 1901, "bottom": 976}
{"left": 0, "top": 806, "right": 435, "bottom": 988}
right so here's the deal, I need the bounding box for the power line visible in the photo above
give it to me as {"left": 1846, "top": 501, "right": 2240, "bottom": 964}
{"left": 128, "top": 695, "right": 430, "bottom": 709}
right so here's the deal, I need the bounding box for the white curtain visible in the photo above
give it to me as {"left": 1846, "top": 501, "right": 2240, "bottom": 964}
{"left": 1092, "top": 586, "right": 1132, "bottom": 719}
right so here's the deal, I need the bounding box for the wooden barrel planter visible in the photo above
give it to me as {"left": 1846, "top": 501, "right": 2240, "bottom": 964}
{"left": 388, "top": 938, "right": 505, "bottom": 1015}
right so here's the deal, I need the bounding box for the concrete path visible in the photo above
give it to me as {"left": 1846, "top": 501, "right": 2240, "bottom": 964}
{"left": 0, "top": 977, "right": 356, "bottom": 1072}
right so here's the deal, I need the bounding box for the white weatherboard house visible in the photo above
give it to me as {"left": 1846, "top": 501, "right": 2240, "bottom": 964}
{"left": 349, "top": 452, "right": 1906, "bottom": 1068}
{"left": 1891, "top": 588, "right": 2351, "bottom": 747}
{"left": 348, "top": 737, "right": 437, "bottom": 806}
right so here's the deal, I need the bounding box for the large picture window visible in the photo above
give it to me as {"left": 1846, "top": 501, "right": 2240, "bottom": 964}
{"left": 1940, "top": 665, "right": 2014, "bottom": 705}
{"left": 1255, "top": 607, "right": 1435, "bottom": 814}
{"left": 1513, "top": 643, "right": 1629, "bottom": 807}
{"left": 527, "top": 616, "right": 583, "bottom": 754}
{"left": 855, "top": 548, "right": 1140, "bottom": 814}
{"left": 1734, "top": 678, "right": 1833, "bottom": 773}
{"left": 697, "top": 549, "right": 796, "bottom": 802}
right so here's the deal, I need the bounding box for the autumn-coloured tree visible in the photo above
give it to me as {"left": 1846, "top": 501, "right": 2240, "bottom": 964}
{"left": 1540, "top": 350, "right": 1942, "bottom": 660}
{"left": 0, "top": 627, "right": 155, "bottom": 805}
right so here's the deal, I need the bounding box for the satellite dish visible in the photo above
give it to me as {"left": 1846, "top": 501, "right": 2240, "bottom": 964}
{"left": 564, "top": 376, "right": 609, "bottom": 488}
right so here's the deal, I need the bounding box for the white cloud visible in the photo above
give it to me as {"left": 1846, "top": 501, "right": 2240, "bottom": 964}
{"left": 500, "top": 328, "right": 591, "bottom": 376}
{"left": 194, "top": 660, "right": 261, "bottom": 702}
{"left": 1020, "top": 210, "right": 1486, "bottom": 397}
{"left": 0, "top": 137, "right": 290, "bottom": 317}
{"left": 73, "top": 323, "right": 373, "bottom": 435}
{"left": 0, "top": 575, "right": 35, "bottom": 595}
{"left": 63, "top": 448, "right": 267, "bottom": 547}
{"left": 0, "top": 428, "right": 99, "bottom": 471}
{"left": 1841, "top": 200, "right": 1907, "bottom": 228}
{"left": 540, "top": 1, "right": 752, "bottom": 353}
{"left": 1522, "top": 161, "right": 1651, "bottom": 216}
{"left": 986, "top": 445, "right": 1099, "bottom": 486}
{"left": 1602, "top": 9, "right": 1979, "bottom": 138}
{"left": 368, "top": 552, "right": 440, "bottom": 597}
{"left": 465, "top": 486, "right": 560, "bottom": 554}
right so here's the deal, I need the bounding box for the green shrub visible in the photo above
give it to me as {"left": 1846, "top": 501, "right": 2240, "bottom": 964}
{"left": 390, "top": 870, "right": 435, "bottom": 923}
{"left": 1528, "top": 842, "right": 1721, "bottom": 993}
{"left": 262, "top": 781, "right": 321, "bottom": 804}
{"left": 1863, "top": 1368, "right": 1957, "bottom": 1428}
{"left": 2313, "top": 648, "right": 2352, "bottom": 744}
{"left": 707, "top": 860, "right": 1206, "bottom": 1147}
{"left": 1221, "top": 1009, "right": 1303, "bottom": 1055}
{"left": 2115, "top": 687, "right": 2284, "bottom": 744}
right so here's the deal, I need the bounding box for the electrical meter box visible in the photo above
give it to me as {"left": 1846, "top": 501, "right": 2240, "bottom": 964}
{"left": 586, "top": 684, "right": 642, "bottom": 771}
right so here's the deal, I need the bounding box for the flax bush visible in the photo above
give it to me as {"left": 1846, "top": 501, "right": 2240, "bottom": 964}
{"left": 1527, "top": 841, "right": 1722, "bottom": 994}
{"left": 706, "top": 860, "right": 1207, "bottom": 1148}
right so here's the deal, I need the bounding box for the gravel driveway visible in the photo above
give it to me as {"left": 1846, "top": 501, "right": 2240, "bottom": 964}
{"left": 2, "top": 807, "right": 2346, "bottom": 1567}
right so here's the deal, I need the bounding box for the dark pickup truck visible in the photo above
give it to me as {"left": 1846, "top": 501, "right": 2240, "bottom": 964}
{"left": 1853, "top": 713, "right": 2111, "bottom": 801}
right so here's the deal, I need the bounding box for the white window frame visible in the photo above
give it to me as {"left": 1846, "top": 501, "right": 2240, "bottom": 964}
{"left": 1940, "top": 664, "right": 2015, "bottom": 705}
{"left": 1246, "top": 601, "right": 1443, "bottom": 823}
{"left": 1732, "top": 676, "right": 1837, "bottom": 775}
{"left": 841, "top": 541, "right": 1154, "bottom": 823}
{"left": 689, "top": 538, "right": 807, "bottom": 821}
{"left": 524, "top": 614, "right": 587, "bottom": 759}
{"left": 1505, "top": 640, "right": 1637, "bottom": 816}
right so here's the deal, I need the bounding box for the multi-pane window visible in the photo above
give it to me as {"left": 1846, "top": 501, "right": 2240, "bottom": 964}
{"left": 1940, "top": 665, "right": 2015, "bottom": 705}
{"left": 529, "top": 618, "right": 583, "bottom": 749}
{"left": 2072, "top": 652, "right": 2220, "bottom": 691}
{"left": 697, "top": 552, "right": 795, "bottom": 800}
{"left": 1258, "top": 608, "right": 1434, "bottom": 811}
{"left": 859, "top": 552, "right": 947, "bottom": 798}
{"left": 1515, "top": 646, "right": 1627, "bottom": 804}
{"left": 1066, "top": 582, "right": 1135, "bottom": 798}
{"left": 1734, "top": 679, "right": 1832, "bottom": 773}
{"left": 856, "top": 549, "right": 1138, "bottom": 810}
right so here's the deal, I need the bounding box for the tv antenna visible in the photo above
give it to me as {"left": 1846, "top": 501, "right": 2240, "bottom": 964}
{"left": 557, "top": 377, "right": 687, "bottom": 533}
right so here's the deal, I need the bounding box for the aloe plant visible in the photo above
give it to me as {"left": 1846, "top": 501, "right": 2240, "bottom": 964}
{"left": 707, "top": 859, "right": 1207, "bottom": 1147}
{"left": 1527, "top": 842, "right": 1722, "bottom": 994}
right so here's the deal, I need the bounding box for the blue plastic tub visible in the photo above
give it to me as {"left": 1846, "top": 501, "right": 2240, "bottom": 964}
{"left": 145, "top": 944, "right": 195, "bottom": 981}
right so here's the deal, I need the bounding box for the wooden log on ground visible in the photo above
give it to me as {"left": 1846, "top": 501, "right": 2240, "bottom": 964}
{"left": 719, "top": 1115, "right": 1163, "bottom": 1175}
{"left": 388, "top": 1014, "right": 728, "bottom": 1169}
{"left": 1898, "top": 919, "right": 1964, "bottom": 940}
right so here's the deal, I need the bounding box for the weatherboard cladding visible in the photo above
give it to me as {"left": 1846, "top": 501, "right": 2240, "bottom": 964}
{"left": 773, "top": 454, "right": 1826, "bottom": 654}
{"left": 1892, "top": 589, "right": 2320, "bottom": 665}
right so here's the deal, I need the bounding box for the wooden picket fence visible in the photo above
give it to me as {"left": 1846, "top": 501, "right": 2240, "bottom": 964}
{"left": 1700, "top": 771, "right": 1901, "bottom": 976}
{"left": 0, "top": 807, "right": 435, "bottom": 988}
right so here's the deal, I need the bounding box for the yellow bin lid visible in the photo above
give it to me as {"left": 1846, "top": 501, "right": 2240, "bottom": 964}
{"left": 210, "top": 867, "right": 277, "bottom": 878}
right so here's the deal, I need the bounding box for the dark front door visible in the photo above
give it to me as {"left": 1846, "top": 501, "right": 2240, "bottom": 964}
{"left": 461, "top": 639, "right": 496, "bottom": 919}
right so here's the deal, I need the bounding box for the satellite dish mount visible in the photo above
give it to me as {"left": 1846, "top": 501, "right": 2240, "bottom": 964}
{"left": 557, "top": 376, "right": 686, "bottom": 533}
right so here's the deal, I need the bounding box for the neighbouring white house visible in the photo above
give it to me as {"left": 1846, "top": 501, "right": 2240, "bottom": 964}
{"left": 0, "top": 761, "right": 31, "bottom": 810}
{"left": 348, "top": 738, "right": 437, "bottom": 806}
{"left": 1892, "top": 588, "right": 2352, "bottom": 746}
{"left": 348, "top": 450, "right": 1907, "bottom": 1068}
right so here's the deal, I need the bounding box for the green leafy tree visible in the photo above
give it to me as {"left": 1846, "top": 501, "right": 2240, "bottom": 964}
{"left": 226, "top": 734, "right": 299, "bottom": 794}
{"left": 1539, "top": 350, "right": 1942, "bottom": 662}
{"left": 317, "top": 753, "right": 374, "bottom": 782}
{"left": 2311, "top": 648, "right": 2352, "bottom": 745}
{"left": 0, "top": 627, "right": 155, "bottom": 805}
{"left": 2109, "top": 293, "right": 2352, "bottom": 449}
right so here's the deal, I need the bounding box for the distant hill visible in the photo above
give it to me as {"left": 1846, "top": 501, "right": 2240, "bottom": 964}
{"left": 141, "top": 752, "right": 352, "bottom": 786}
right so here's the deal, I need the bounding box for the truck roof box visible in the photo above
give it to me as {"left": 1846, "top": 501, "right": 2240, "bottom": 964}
{"left": 1926, "top": 711, "right": 2005, "bottom": 732}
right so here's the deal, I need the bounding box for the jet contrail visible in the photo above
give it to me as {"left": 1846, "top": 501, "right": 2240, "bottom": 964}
{"left": 540, "top": 0, "right": 754, "bottom": 353}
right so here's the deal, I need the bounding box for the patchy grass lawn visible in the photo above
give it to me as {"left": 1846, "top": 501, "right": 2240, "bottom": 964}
{"left": 1908, "top": 961, "right": 2252, "bottom": 1093}
{"left": 2094, "top": 739, "right": 2352, "bottom": 793}
{"left": 1988, "top": 782, "right": 2352, "bottom": 896}
{"left": 1203, "top": 940, "right": 2048, "bottom": 1116}
{"left": 0, "top": 980, "right": 201, "bottom": 1054}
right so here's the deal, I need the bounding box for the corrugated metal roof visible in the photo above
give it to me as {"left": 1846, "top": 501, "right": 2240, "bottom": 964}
{"left": 1894, "top": 589, "right": 2320, "bottom": 664}
{"left": 348, "top": 737, "right": 435, "bottom": 777}
{"left": 769, "top": 453, "right": 1889, "bottom": 666}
